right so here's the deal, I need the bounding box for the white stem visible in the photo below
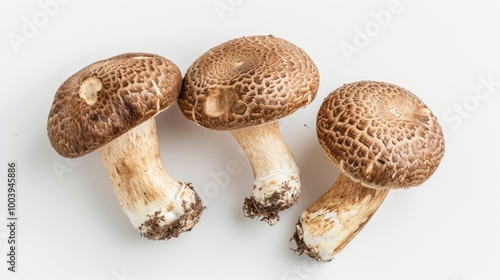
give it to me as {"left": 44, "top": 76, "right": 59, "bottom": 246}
{"left": 230, "top": 121, "right": 300, "bottom": 225}
{"left": 98, "top": 118, "right": 203, "bottom": 240}
{"left": 293, "top": 172, "right": 389, "bottom": 261}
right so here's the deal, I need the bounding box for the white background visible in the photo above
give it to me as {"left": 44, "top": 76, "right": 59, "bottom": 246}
{"left": 1, "top": 0, "right": 499, "bottom": 279}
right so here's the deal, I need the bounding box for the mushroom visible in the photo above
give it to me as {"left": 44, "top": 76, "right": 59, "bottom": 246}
{"left": 178, "top": 35, "right": 319, "bottom": 225}
{"left": 47, "top": 53, "right": 204, "bottom": 240}
{"left": 293, "top": 81, "right": 445, "bottom": 261}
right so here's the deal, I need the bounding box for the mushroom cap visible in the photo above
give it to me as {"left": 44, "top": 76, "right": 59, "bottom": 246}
{"left": 178, "top": 35, "right": 319, "bottom": 130}
{"left": 47, "top": 53, "right": 182, "bottom": 158}
{"left": 317, "top": 81, "right": 445, "bottom": 189}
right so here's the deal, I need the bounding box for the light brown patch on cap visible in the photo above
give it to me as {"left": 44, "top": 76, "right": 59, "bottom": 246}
{"left": 79, "top": 76, "right": 102, "bottom": 105}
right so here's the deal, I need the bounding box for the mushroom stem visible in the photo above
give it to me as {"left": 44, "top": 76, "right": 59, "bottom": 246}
{"left": 230, "top": 121, "right": 300, "bottom": 225}
{"left": 292, "top": 172, "right": 389, "bottom": 261}
{"left": 97, "top": 118, "right": 204, "bottom": 240}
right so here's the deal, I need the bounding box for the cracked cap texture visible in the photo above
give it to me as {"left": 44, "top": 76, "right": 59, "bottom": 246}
{"left": 178, "top": 35, "right": 320, "bottom": 130}
{"left": 47, "top": 53, "right": 182, "bottom": 158}
{"left": 317, "top": 81, "right": 445, "bottom": 189}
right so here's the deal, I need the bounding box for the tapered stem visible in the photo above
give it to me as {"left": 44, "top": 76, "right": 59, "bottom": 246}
{"left": 230, "top": 121, "right": 300, "bottom": 225}
{"left": 98, "top": 118, "right": 204, "bottom": 240}
{"left": 293, "top": 172, "right": 389, "bottom": 261}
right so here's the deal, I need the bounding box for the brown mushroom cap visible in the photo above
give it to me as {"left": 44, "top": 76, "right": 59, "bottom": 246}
{"left": 178, "top": 35, "right": 319, "bottom": 130}
{"left": 47, "top": 53, "right": 182, "bottom": 158}
{"left": 317, "top": 81, "right": 445, "bottom": 189}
